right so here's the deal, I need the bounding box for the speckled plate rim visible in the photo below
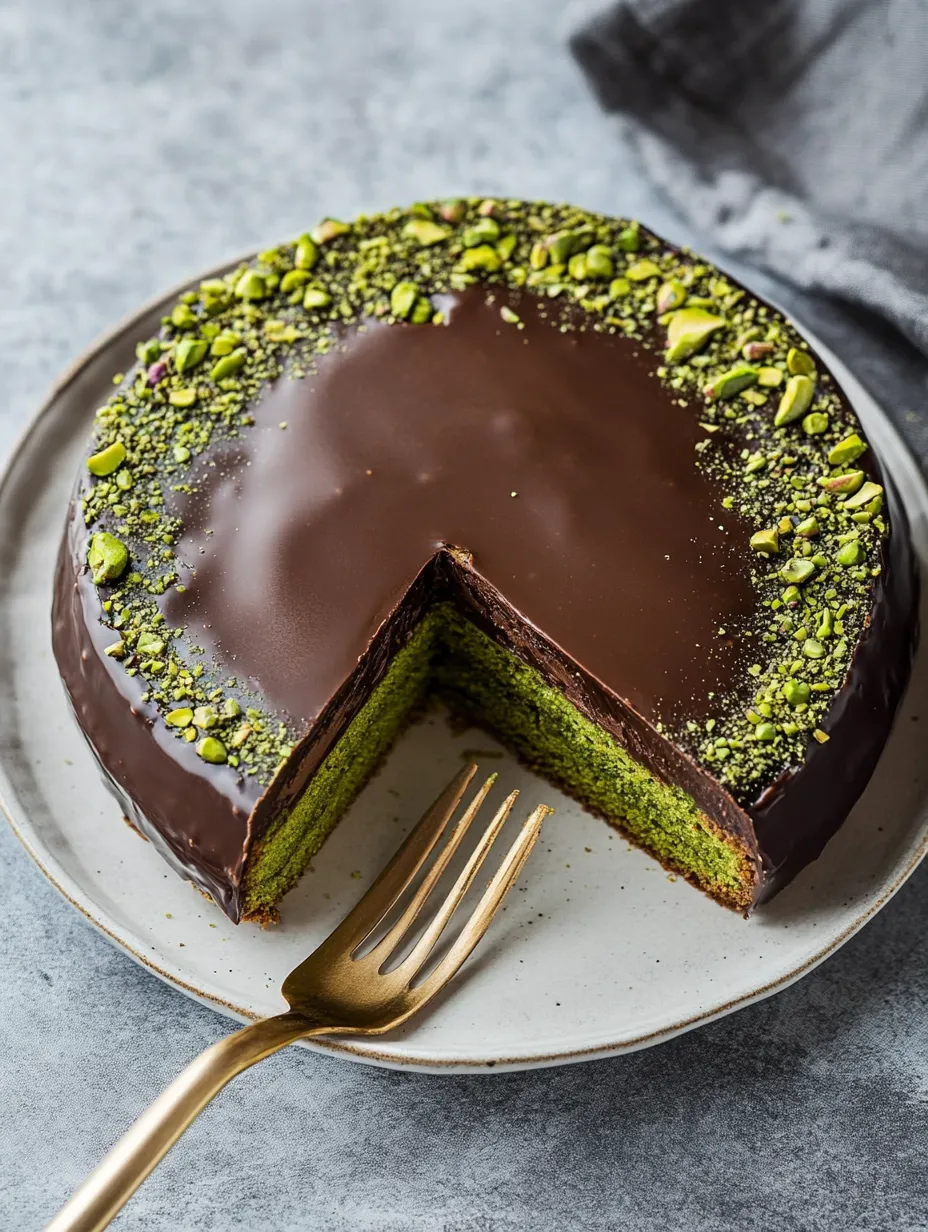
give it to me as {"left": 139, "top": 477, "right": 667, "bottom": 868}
{"left": 1, "top": 252, "right": 926, "bottom": 1073}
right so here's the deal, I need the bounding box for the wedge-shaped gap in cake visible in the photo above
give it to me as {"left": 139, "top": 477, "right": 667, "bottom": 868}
{"left": 242, "top": 548, "right": 762, "bottom": 922}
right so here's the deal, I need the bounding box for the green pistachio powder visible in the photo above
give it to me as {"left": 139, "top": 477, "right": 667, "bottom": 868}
{"left": 80, "top": 199, "right": 884, "bottom": 914}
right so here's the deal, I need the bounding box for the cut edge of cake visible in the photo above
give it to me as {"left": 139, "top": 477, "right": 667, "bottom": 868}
{"left": 241, "top": 557, "right": 760, "bottom": 924}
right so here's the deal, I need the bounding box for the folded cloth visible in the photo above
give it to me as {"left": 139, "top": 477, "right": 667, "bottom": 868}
{"left": 571, "top": 0, "right": 928, "bottom": 358}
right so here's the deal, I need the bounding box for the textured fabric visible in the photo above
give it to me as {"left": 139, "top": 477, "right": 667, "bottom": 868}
{"left": 571, "top": 0, "right": 928, "bottom": 355}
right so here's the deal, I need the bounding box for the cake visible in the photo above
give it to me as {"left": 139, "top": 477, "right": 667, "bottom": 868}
{"left": 52, "top": 199, "right": 917, "bottom": 924}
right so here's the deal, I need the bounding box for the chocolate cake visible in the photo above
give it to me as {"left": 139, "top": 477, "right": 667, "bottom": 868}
{"left": 52, "top": 199, "right": 917, "bottom": 923}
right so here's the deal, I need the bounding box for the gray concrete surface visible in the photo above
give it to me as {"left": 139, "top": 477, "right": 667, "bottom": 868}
{"left": 2, "top": 2, "right": 928, "bottom": 1228}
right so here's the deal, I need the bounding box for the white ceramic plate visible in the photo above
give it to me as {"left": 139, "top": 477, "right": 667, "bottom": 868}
{"left": 2, "top": 264, "right": 926, "bottom": 1073}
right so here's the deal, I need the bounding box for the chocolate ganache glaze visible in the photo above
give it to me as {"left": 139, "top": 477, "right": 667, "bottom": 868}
{"left": 169, "top": 289, "right": 758, "bottom": 725}
{"left": 52, "top": 204, "right": 917, "bottom": 923}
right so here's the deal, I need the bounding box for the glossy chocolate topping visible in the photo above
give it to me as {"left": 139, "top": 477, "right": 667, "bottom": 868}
{"left": 53, "top": 285, "right": 917, "bottom": 921}
{"left": 165, "top": 289, "right": 757, "bottom": 728}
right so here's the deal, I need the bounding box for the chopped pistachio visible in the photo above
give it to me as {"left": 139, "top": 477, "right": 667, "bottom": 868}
{"left": 210, "top": 329, "right": 242, "bottom": 356}
{"left": 230, "top": 723, "right": 253, "bottom": 748}
{"left": 568, "top": 252, "right": 587, "bottom": 280}
{"left": 584, "top": 245, "right": 614, "bottom": 279}
{"left": 463, "top": 218, "right": 499, "bottom": 247}
{"left": 497, "top": 233, "right": 517, "bottom": 263}
{"left": 774, "top": 374, "right": 815, "bottom": 426}
{"left": 294, "top": 234, "right": 319, "bottom": 270}
{"left": 750, "top": 528, "right": 780, "bottom": 555}
{"left": 302, "top": 287, "right": 332, "bottom": 310}
{"left": 794, "top": 516, "right": 820, "bottom": 537}
{"left": 312, "top": 218, "right": 351, "bottom": 244}
{"left": 193, "top": 705, "right": 219, "bottom": 730}
{"left": 704, "top": 363, "right": 758, "bottom": 401}
{"left": 199, "top": 280, "right": 229, "bottom": 314}
{"left": 137, "top": 631, "right": 165, "bottom": 656}
{"left": 780, "top": 558, "right": 816, "bottom": 585}
{"left": 170, "top": 303, "right": 198, "bottom": 330}
{"left": 842, "top": 480, "right": 883, "bottom": 510}
{"left": 168, "top": 388, "right": 198, "bottom": 408}
{"left": 836, "top": 540, "right": 866, "bottom": 566}
{"left": 625, "top": 259, "right": 661, "bottom": 282}
{"left": 782, "top": 679, "right": 810, "bottom": 706}
{"left": 656, "top": 280, "right": 686, "bottom": 314}
{"left": 802, "top": 412, "right": 829, "bottom": 435}
{"left": 459, "top": 244, "right": 501, "bottom": 272}
{"left": 210, "top": 349, "right": 248, "bottom": 381}
{"left": 545, "top": 230, "right": 580, "bottom": 263}
{"left": 174, "top": 338, "right": 208, "bottom": 374}
{"left": 827, "top": 433, "right": 867, "bottom": 467}
{"left": 786, "top": 347, "right": 816, "bottom": 376}
{"left": 196, "top": 736, "right": 227, "bottom": 764}
{"left": 165, "top": 707, "right": 194, "bottom": 728}
{"left": 756, "top": 366, "right": 783, "bottom": 388}
{"left": 234, "top": 270, "right": 267, "bottom": 300}
{"left": 390, "top": 281, "right": 420, "bottom": 319}
{"left": 280, "top": 269, "right": 309, "bottom": 293}
{"left": 438, "top": 199, "right": 466, "bottom": 224}
{"left": 410, "top": 296, "right": 432, "bottom": 324}
{"left": 87, "top": 532, "right": 128, "bottom": 585}
{"left": 818, "top": 470, "right": 865, "bottom": 495}
{"left": 740, "top": 388, "right": 768, "bottom": 407}
{"left": 87, "top": 441, "right": 127, "bottom": 477}
{"left": 403, "top": 219, "right": 450, "bottom": 246}
{"left": 743, "top": 341, "right": 774, "bottom": 362}
{"left": 665, "top": 307, "right": 725, "bottom": 363}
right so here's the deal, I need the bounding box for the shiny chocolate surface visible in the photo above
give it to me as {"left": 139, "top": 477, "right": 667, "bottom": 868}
{"left": 52, "top": 288, "right": 917, "bottom": 921}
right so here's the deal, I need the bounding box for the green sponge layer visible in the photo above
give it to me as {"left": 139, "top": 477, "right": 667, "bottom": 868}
{"left": 242, "top": 612, "right": 440, "bottom": 919}
{"left": 242, "top": 603, "right": 753, "bottom": 920}
{"left": 434, "top": 606, "right": 752, "bottom": 908}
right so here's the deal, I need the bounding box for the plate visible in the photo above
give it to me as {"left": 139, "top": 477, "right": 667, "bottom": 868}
{"left": 2, "top": 261, "right": 927, "bottom": 1073}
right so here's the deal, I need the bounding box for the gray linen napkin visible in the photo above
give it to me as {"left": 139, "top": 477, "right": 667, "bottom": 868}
{"left": 571, "top": 0, "right": 928, "bottom": 358}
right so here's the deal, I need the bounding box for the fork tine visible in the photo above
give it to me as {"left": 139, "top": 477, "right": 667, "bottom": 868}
{"left": 364, "top": 771, "right": 500, "bottom": 962}
{"left": 389, "top": 789, "right": 521, "bottom": 979}
{"left": 319, "top": 763, "right": 478, "bottom": 952}
{"left": 413, "top": 804, "right": 550, "bottom": 1000}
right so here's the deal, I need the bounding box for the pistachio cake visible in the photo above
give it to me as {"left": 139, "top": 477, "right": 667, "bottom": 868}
{"left": 52, "top": 199, "right": 917, "bottom": 923}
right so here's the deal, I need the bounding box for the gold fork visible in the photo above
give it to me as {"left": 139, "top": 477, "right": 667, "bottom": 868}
{"left": 48, "top": 765, "right": 550, "bottom": 1232}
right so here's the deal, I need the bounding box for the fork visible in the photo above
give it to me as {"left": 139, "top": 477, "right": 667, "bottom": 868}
{"left": 48, "top": 765, "right": 550, "bottom": 1232}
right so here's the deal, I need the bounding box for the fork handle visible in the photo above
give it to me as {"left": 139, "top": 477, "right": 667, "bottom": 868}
{"left": 47, "top": 1010, "right": 320, "bottom": 1232}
